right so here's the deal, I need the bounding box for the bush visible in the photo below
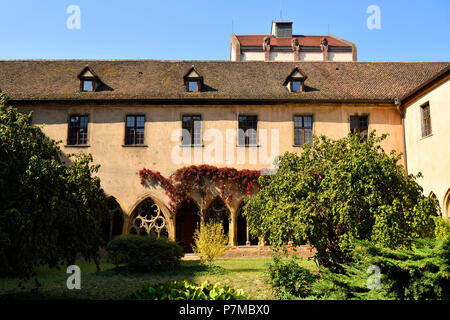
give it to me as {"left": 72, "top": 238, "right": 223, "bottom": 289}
{"left": 106, "top": 235, "right": 183, "bottom": 272}
{"left": 266, "top": 255, "right": 317, "bottom": 299}
{"left": 127, "top": 280, "right": 246, "bottom": 300}
{"left": 192, "top": 221, "right": 229, "bottom": 265}
{"left": 244, "top": 131, "right": 437, "bottom": 270}
{"left": 433, "top": 217, "right": 450, "bottom": 239}
{"left": 0, "top": 95, "right": 108, "bottom": 278}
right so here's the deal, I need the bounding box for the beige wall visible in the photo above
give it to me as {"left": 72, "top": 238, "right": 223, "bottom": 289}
{"left": 404, "top": 79, "right": 450, "bottom": 217}
{"left": 18, "top": 103, "right": 404, "bottom": 221}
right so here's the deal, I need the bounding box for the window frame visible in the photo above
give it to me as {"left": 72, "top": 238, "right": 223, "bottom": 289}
{"left": 80, "top": 79, "right": 96, "bottom": 92}
{"left": 349, "top": 115, "right": 369, "bottom": 140}
{"left": 181, "top": 114, "right": 202, "bottom": 146}
{"left": 186, "top": 80, "right": 201, "bottom": 93}
{"left": 238, "top": 115, "right": 258, "bottom": 147}
{"left": 293, "top": 115, "right": 313, "bottom": 146}
{"left": 125, "top": 115, "right": 146, "bottom": 145}
{"left": 421, "top": 102, "right": 432, "bottom": 138}
{"left": 290, "top": 80, "right": 304, "bottom": 93}
{"left": 67, "top": 115, "right": 89, "bottom": 145}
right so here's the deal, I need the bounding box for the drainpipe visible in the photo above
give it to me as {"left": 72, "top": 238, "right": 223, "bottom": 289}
{"left": 395, "top": 98, "right": 408, "bottom": 174}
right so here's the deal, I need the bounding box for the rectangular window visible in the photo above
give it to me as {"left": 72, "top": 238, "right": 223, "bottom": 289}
{"left": 350, "top": 115, "right": 369, "bottom": 139}
{"left": 182, "top": 115, "right": 202, "bottom": 146}
{"left": 291, "top": 81, "right": 302, "bottom": 92}
{"left": 187, "top": 81, "right": 199, "bottom": 92}
{"left": 125, "top": 115, "right": 145, "bottom": 145}
{"left": 68, "top": 115, "right": 88, "bottom": 145}
{"left": 238, "top": 115, "right": 258, "bottom": 146}
{"left": 81, "top": 80, "right": 94, "bottom": 92}
{"left": 421, "top": 103, "right": 432, "bottom": 137}
{"left": 294, "top": 115, "right": 313, "bottom": 146}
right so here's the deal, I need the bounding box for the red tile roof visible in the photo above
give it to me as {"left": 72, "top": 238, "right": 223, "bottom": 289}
{"left": 236, "top": 35, "right": 351, "bottom": 47}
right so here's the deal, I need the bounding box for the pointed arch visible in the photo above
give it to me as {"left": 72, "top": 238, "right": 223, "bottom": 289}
{"left": 128, "top": 195, "right": 171, "bottom": 238}
{"left": 429, "top": 191, "right": 442, "bottom": 217}
{"left": 205, "top": 197, "right": 231, "bottom": 237}
{"left": 444, "top": 189, "right": 450, "bottom": 219}
{"left": 236, "top": 200, "right": 259, "bottom": 246}
{"left": 104, "top": 196, "right": 126, "bottom": 241}
{"left": 176, "top": 198, "right": 201, "bottom": 253}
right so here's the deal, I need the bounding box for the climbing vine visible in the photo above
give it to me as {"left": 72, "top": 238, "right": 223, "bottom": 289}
{"left": 139, "top": 165, "right": 261, "bottom": 211}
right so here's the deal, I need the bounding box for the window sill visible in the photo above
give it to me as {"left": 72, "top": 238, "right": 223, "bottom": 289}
{"left": 420, "top": 133, "right": 433, "bottom": 141}
{"left": 237, "top": 144, "right": 260, "bottom": 148}
{"left": 122, "top": 144, "right": 148, "bottom": 148}
{"left": 64, "top": 144, "right": 90, "bottom": 148}
{"left": 179, "top": 144, "right": 204, "bottom": 148}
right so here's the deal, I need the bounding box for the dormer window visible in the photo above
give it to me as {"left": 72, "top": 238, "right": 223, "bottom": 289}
{"left": 188, "top": 80, "right": 200, "bottom": 92}
{"left": 78, "top": 66, "right": 100, "bottom": 92}
{"left": 184, "top": 66, "right": 203, "bottom": 93}
{"left": 82, "top": 80, "right": 94, "bottom": 92}
{"left": 285, "top": 67, "right": 307, "bottom": 93}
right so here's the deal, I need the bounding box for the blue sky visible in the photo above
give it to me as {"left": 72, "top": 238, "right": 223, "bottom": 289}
{"left": 0, "top": 0, "right": 448, "bottom": 61}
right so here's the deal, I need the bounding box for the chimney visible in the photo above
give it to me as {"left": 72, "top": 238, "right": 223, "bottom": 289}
{"left": 271, "top": 21, "right": 293, "bottom": 38}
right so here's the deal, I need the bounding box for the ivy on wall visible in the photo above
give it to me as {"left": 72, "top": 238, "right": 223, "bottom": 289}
{"left": 139, "top": 165, "right": 261, "bottom": 211}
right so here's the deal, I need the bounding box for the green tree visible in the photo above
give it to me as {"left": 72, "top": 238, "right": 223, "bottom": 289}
{"left": 244, "top": 131, "right": 437, "bottom": 270}
{"left": 0, "top": 94, "right": 108, "bottom": 278}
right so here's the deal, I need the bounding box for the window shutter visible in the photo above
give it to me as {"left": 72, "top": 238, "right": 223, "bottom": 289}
{"left": 193, "top": 118, "right": 202, "bottom": 145}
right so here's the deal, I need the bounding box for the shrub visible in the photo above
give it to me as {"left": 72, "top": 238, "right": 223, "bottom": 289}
{"left": 127, "top": 280, "right": 246, "bottom": 300}
{"left": 266, "top": 255, "right": 317, "bottom": 299}
{"left": 0, "top": 95, "right": 108, "bottom": 278}
{"left": 244, "top": 131, "right": 437, "bottom": 270}
{"left": 433, "top": 217, "right": 450, "bottom": 239}
{"left": 192, "top": 221, "right": 229, "bottom": 265}
{"left": 106, "top": 235, "right": 183, "bottom": 272}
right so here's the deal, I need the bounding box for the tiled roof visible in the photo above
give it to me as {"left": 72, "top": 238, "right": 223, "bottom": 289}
{"left": 0, "top": 60, "right": 448, "bottom": 103}
{"left": 236, "top": 35, "right": 351, "bottom": 47}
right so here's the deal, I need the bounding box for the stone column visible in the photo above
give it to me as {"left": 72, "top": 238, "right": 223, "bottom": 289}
{"left": 228, "top": 206, "right": 237, "bottom": 246}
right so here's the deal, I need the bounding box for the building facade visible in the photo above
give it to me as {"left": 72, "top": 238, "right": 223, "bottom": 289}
{"left": 231, "top": 21, "right": 356, "bottom": 62}
{"left": 0, "top": 60, "right": 448, "bottom": 251}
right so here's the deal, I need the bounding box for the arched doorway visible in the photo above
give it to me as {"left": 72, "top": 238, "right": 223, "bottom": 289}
{"left": 129, "top": 197, "right": 169, "bottom": 238}
{"left": 176, "top": 200, "right": 201, "bottom": 253}
{"left": 236, "top": 202, "right": 258, "bottom": 246}
{"left": 205, "top": 198, "right": 230, "bottom": 237}
{"left": 104, "top": 197, "right": 124, "bottom": 242}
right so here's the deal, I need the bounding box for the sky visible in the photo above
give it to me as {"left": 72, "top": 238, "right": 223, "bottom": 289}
{"left": 0, "top": 0, "right": 448, "bottom": 61}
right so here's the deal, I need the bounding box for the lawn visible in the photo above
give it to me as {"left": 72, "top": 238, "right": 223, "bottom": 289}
{"left": 0, "top": 257, "right": 318, "bottom": 300}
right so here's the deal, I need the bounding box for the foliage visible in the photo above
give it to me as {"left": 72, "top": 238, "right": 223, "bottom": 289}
{"left": 106, "top": 234, "right": 184, "bottom": 272}
{"left": 266, "top": 254, "right": 317, "bottom": 299}
{"left": 192, "top": 221, "right": 229, "bottom": 265}
{"left": 127, "top": 280, "right": 246, "bottom": 300}
{"left": 139, "top": 165, "right": 260, "bottom": 211}
{"left": 244, "top": 131, "right": 437, "bottom": 270}
{"left": 433, "top": 217, "right": 450, "bottom": 239}
{"left": 270, "top": 239, "right": 450, "bottom": 300}
{"left": 0, "top": 94, "right": 108, "bottom": 278}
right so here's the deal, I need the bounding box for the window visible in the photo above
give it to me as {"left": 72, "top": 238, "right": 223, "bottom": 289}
{"left": 294, "top": 116, "right": 313, "bottom": 146}
{"left": 291, "top": 80, "right": 303, "bottom": 93}
{"left": 125, "top": 115, "right": 145, "bottom": 145}
{"left": 238, "top": 115, "right": 257, "bottom": 146}
{"left": 421, "top": 103, "right": 432, "bottom": 137}
{"left": 81, "top": 80, "right": 94, "bottom": 92}
{"left": 68, "top": 115, "right": 88, "bottom": 145}
{"left": 187, "top": 81, "right": 199, "bottom": 92}
{"left": 350, "top": 115, "right": 369, "bottom": 139}
{"left": 182, "top": 115, "right": 202, "bottom": 146}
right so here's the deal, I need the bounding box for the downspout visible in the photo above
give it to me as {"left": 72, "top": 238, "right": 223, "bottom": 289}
{"left": 395, "top": 98, "right": 408, "bottom": 174}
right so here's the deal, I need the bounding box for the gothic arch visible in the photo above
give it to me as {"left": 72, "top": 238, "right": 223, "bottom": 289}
{"left": 104, "top": 196, "right": 126, "bottom": 241}
{"left": 176, "top": 198, "right": 201, "bottom": 253}
{"left": 444, "top": 189, "right": 450, "bottom": 219}
{"left": 236, "top": 200, "right": 259, "bottom": 246}
{"left": 429, "top": 191, "right": 442, "bottom": 217}
{"left": 205, "top": 197, "right": 231, "bottom": 237}
{"left": 127, "top": 195, "right": 171, "bottom": 238}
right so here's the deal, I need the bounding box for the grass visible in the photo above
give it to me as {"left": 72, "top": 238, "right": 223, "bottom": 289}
{"left": 0, "top": 257, "right": 318, "bottom": 300}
